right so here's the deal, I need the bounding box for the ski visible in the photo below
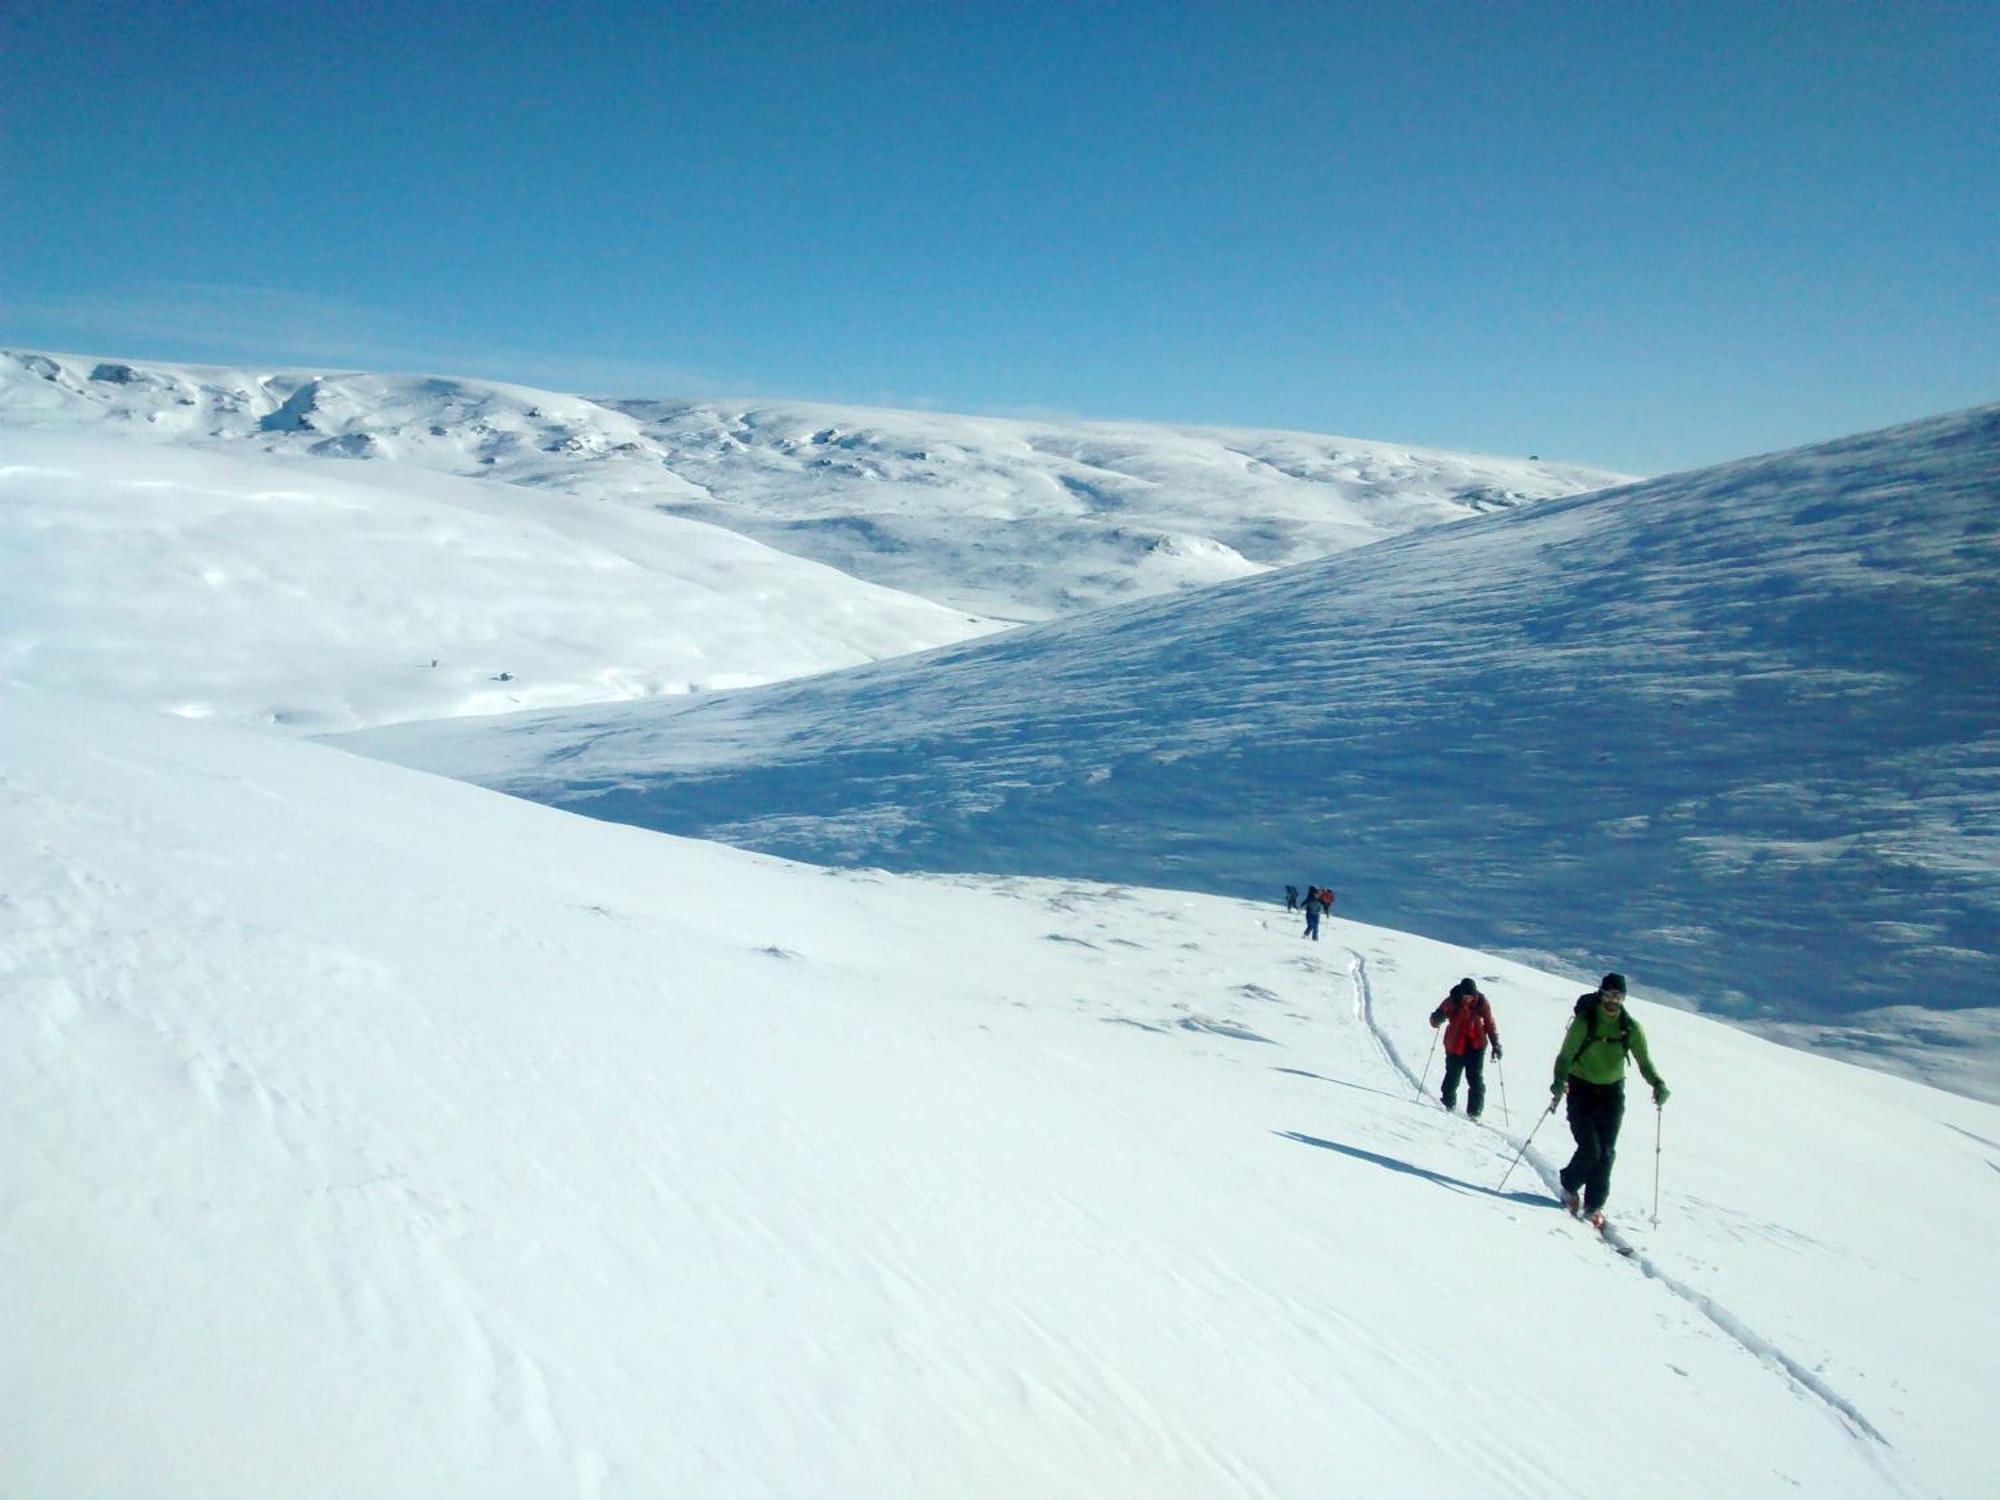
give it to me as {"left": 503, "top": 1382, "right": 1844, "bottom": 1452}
{"left": 1592, "top": 1215, "right": 1637, "bottom": 1258}
{"left": 1556, "top": 1193, "right": 1636, "bottom": 1255}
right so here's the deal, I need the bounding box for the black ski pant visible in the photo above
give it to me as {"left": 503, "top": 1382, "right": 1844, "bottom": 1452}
{"left": 1441, "top": 1046, "right": 1487, "bottom": 1117}
{"left": 1303, "top": 909, "right": 1319, "bottom": 940}
{"left": 1560, "top": 1078, "right": 1626, "bottom": 1214}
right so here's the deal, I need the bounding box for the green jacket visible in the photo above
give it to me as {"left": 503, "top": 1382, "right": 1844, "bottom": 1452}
{"left": 1553, "top": 999, "right": 1665, "bottom": 1091}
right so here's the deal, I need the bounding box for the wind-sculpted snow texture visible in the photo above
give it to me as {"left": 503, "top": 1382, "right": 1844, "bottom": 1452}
{"left": 7, "top": 688, "right": 1995, "bottom": 1497}
{"left": 343, "top": 406, "right": 2000, "bottom": 1094}
{"left": 0, "top": 349, "right": 1627, "bottom": 621}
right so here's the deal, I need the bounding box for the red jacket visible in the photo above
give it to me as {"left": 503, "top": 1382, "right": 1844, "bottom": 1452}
{"left": 1431, "top": 993, "right": 1498, "bottom": 1055}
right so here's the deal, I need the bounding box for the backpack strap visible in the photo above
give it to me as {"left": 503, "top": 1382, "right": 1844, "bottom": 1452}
{"left": 1573, "top": 996, "right": 1632, "bottom": 1054}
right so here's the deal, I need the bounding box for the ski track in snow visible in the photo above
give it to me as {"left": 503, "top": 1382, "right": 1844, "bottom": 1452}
{"left": 1339, "top": 945, "right": 1907, "bottom": 1476}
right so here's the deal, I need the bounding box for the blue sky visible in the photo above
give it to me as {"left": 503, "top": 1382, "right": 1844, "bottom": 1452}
{"left": 3, "top": 1, "right": 1992, "bottom": 472}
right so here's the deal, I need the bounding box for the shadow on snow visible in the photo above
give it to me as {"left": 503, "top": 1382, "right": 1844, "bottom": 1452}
{"left": 1276, "top": 1129, "right": 1550, "bottom": 1207}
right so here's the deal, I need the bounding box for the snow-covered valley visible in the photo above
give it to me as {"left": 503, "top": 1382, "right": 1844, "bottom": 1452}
{"left": 341, "top": 404, "right": 2000, "bottom": 1101}
{"left": 3, "top": 349, "right": 1997, "bottom": 1497}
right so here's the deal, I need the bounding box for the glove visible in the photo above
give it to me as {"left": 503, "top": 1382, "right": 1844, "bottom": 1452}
{"left": 1491, "top": 1040, "right": 1503, "bottom": 1060}
{"left": 1653, "top": 1082, "right": 1671, "bottom": 1107}
{"left": 1551, "top": 1081, "right": 1567, "bottom": 1103}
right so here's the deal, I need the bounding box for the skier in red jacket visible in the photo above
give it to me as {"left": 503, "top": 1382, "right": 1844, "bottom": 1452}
{"left": 1429, "top": 978, "right": 1502, "bottom": 1118}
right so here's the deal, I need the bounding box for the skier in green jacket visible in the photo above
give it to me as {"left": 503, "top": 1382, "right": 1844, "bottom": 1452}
{"left": 1550, "top": 973, "right": 1669, "bottom": 1228}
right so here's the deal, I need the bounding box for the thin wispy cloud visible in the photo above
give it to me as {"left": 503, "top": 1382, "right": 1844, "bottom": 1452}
{"left": 4, "top": 284, "right": 730, "bottom": 399}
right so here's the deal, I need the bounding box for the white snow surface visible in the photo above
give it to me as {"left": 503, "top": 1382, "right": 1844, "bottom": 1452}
{"left": 1, "top": 348, "right": 1629, "bottom": 622}
{"left": 5, "top": 685, "right": 1994, "bottom": 1498}
{"left": 342, "top": 405, "right": 2000, "bottom": 1098}
{"left": 0, "top": 429, "right": 996, "bottom": 732}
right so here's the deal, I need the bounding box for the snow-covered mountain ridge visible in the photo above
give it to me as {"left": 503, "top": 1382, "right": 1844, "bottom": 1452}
{"left": 6, "top": 684, "right": 1991, "bottom": 1497}
{"left": 0, "top": 348, "right": 1631, "bottom": 621}
{"left": 342, "top": 403, "right": 2000, "bottom": 1100}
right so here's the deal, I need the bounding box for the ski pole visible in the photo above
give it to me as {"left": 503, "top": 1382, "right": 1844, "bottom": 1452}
{"left": 1417, "top": 1027, "right": 1439, "bottom": 1099}
{"left": 1651, "top": 1104, "right": 1663, "bottom": 1227}
{"left": 1496, "top": 1053, "right": 1511, "bottom": 1127}
{"left": 1497, "top": 1098, "right": 1557, "bottom": 1192}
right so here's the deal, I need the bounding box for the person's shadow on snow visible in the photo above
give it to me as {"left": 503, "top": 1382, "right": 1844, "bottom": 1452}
{"left": 1271, "top": 1066, "right": 1406, "bottom": 1103}
{"left": 1276, "top": 1130, "right": 1550, "bottom": 1206}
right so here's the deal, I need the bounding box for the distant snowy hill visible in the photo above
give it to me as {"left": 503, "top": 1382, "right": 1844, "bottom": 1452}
{"left": 6, "top": 685, "right": 1993, "bottom": 1497}
{"left": 0, "top": 430, "right": 994, "bottom": 732}
{"left": 1, "top": 348, "right": 1629, "bottom": 621}
{"left": 343, "top": 406, "right": 2000, "bottom": 1099}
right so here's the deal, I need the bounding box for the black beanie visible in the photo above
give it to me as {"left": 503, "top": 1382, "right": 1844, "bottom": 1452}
{"left": 1453, "top": 977, "right": 1477, "bottom": 996}
{"left": 1600, "top": 972, "right": 1628, "bottom": 994}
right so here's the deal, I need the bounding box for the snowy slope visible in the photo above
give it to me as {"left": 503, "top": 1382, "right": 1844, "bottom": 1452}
{"left": 6, "top": 685, "right": 1993, "bottom": 1497}
{"left": 341, "top": 406, "right": 2000, "bottom": 1096}
{"left": 0, "top": 348, "right": 1630, "bottom": 621}
{"left": 0, "top": 429, "right": 994, "bottom": 732}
